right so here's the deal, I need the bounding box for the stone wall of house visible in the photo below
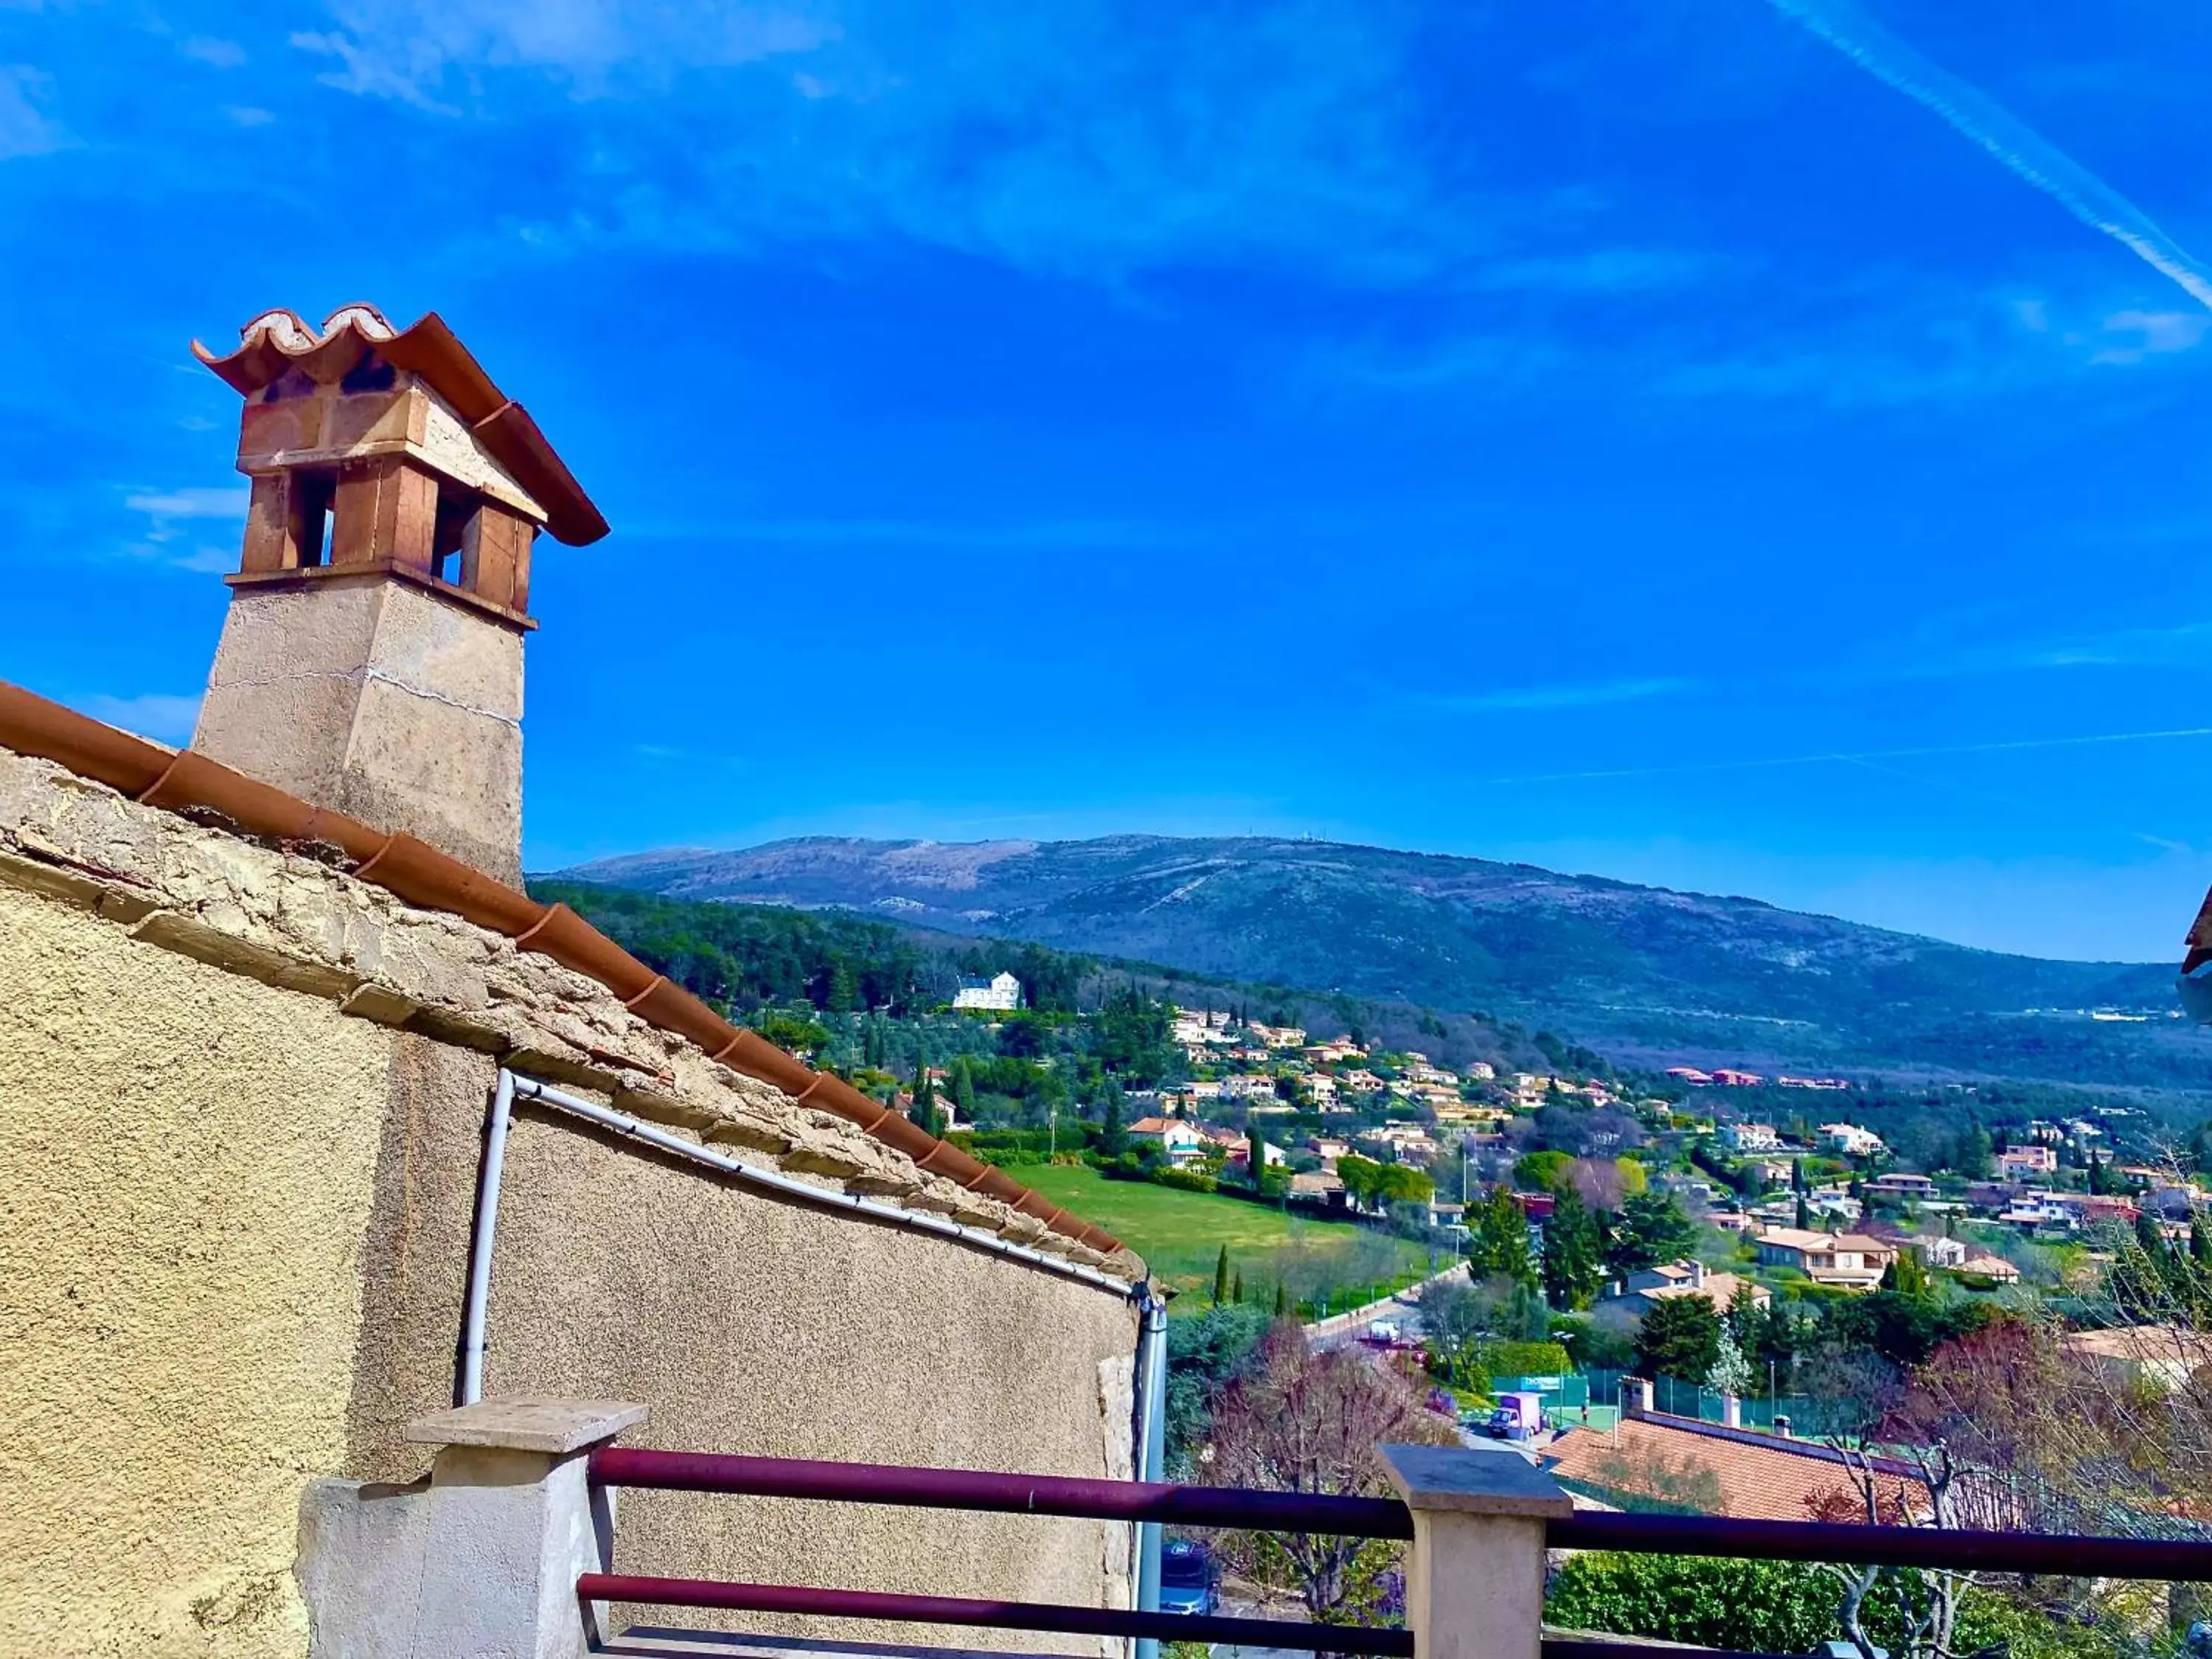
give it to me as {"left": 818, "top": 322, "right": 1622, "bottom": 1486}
{"left": 0, "top": 745, "right": 1142, "bottom": 1657}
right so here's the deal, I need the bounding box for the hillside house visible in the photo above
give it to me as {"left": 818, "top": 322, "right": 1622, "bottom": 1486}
{"left": 1710, "top": 1068, "right": 1766, "bottom": 1088}
{"left": 1997, "top": 1144, "right": 2058, "bottom": 1178}
{"left": 0, "top": 306, "right": 1145, "bottom": 1659}
{"left": 1909, "top": 1235, "right": 1969, "bottom": 1269}
{"left": 1958, "top": 1252, "right": 2021, "bottom": 1283}
{"left": 1605, "top": 1260, "right": 1770, "bottom": 1316}
{"left": 1722, "top": 1121, "right": 1782, "bottom": 1152}
{"left": 951, "top": 970, "right": 1023, "bottom": 1012}
{"left": 1820, "top": 1122, "right": 1886, "bottom": 1158}
{"left": 1290, "top": 1170, "right": 1346, "bottom": 1205}
{"left": 1248, "top": 1021, "right": 1307, "bottom": 1048}
{"left": 1865, "top": 1172, "right": 1938, "bottom": 1201}
{"left": 1755, "top": 1228, "right": 1896, "bottom": 1290}
{"left": 1128, "top": 1116, "right": 1208, "bottom": 1168}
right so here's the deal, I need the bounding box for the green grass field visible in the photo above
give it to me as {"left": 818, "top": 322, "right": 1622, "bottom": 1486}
{"left": 1015, "top": 1164, "right": 1438, "bottom": 1303}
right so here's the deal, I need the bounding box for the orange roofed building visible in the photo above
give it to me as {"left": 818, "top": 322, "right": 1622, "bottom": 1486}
{"left": 1544, "top": 1413, "right": 1925, "bottom": 1523}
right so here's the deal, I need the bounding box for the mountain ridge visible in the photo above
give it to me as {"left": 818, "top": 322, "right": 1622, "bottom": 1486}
{"left": 554, "top": 833, "right": 2204, "bottom": 1087}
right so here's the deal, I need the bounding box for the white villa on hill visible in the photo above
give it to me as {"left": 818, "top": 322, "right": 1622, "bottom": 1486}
{"left": 953, "top": 970, "right": 1023, "bottom": 1012}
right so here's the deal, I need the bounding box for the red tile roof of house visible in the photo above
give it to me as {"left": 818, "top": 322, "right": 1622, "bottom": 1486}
{"left": 1543, "top": 1413, "right": 1924, "bottom": 1523}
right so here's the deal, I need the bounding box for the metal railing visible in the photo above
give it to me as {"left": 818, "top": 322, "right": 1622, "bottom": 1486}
{"left": 580, "top": 1445, "right": 2212, "bottom": 1659}
{"left": 583, "top": 1446, "right": 1413, "bottom": 1655}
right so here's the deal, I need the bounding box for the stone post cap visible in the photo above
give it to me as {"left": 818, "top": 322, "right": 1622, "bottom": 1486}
{"left": 406, "top": 1397, "right": 649, "bottom": 1455}
{"left": 1377, "top": 1443, "right": 1573, "bottom": 1520}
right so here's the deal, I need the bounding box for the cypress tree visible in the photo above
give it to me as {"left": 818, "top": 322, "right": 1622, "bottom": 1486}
{"left": 1274, "top": 1282, "right": 1290, "bottom": 1318}
{"left": 1232, "top": 1270, "right": 1245, "bottom": 1304}
{"left": 1213, "top": 1245, "right": 1231, "bottom": 1306}
{"left": 908, "top": 1062, "right": 943, "bottom": 1138}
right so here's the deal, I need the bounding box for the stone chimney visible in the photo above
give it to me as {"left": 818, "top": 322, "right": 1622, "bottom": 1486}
{"left": 188, "top": 307, "right": 607, "bottom": 883}
{"left": 1686, "top": 1259, "right": 1705, "bottom": 1288}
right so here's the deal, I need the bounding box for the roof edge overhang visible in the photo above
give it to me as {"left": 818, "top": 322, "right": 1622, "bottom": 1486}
{"left": 0, "top": 677, "right": 1124, "bottom": 1264}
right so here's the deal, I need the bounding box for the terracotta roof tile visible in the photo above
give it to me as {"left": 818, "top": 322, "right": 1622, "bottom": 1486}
{"left": 192, "top": 305, "right": 609, "bottom": 546}
{"left": 1542, "top": 1414, "right": 1924, "bottom": 1523}
{"left": 0, "top": 677, "right": 1121, "bottom": 1266}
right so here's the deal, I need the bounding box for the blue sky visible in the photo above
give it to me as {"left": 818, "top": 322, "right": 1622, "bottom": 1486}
{"left": 6, "top": 1, "right": 2212, "bottom": 962}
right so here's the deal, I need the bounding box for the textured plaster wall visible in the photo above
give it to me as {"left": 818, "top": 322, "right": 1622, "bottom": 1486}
{"left": 481, "top": 1109, "right": 1141, "bottom": 1652}
{"left": 0, "top": 884, "right": 394, "bottom": 1659}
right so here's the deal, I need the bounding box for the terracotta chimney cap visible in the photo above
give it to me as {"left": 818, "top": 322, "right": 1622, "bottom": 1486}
{"left": 193, "top": 304, "right": 607, "bottom": 547}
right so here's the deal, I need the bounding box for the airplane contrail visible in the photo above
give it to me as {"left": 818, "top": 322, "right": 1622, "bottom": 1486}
{"left": 1478, "top": 726, "right": 2212, "bottom": 787}
{"left": 1767, "top": 0, "right": 2212, "bottom": 312}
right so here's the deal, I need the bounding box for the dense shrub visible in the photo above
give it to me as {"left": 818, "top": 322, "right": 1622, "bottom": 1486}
{"left": 1545, "top": 1554, "right": 1839, "bottom": 1652}
{"left": 1484, "top": 1340, "right": 1572, "bottom": 1377}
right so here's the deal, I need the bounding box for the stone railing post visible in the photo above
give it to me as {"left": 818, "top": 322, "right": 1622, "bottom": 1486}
{"left": 297, "top": 1397, "right": 647, "bottom": 1659}
{"left": 1377, "top": 1444, "right": 1572, "bottom": 1659}
{"left": 405, "top": 1398, "right": 647, "bottom": 1659}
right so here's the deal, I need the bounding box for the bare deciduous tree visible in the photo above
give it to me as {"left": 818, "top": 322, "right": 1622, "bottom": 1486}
{"left": 1203, "top": 1321, "right": 1458, "bottom": 1629}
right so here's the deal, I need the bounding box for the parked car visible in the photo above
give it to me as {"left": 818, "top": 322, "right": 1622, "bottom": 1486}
{"left": 1158, "top": 1540, "right": 1219, "bottom": 1616}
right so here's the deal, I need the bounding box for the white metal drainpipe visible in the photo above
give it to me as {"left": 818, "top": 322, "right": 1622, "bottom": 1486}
{"left": 458, "top": 1067, "right": 515, "bottom": 1405}
{"left": 1131, "top": 1289, "right": 1169, "bottom": 1659}
{"left": 458, "top": 1068, "right": 1142, "bottom": 1403}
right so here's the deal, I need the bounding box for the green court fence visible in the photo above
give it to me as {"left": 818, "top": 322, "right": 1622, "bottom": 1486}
{"left": 1582, "top": 1368, "right": 1826, "bottom": 1431}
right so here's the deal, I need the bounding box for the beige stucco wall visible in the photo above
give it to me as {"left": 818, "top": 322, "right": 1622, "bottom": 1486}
{"left": 0, "top": 883, "right": 396, "bottom": 1659}
{"left": 481, "top": 1107, "right": 1140, "bottom": 1651}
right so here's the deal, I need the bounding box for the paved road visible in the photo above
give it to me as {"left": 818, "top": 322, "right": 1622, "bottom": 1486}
{"left": 1306, "top": 1261, "right": 1467, "bottom": 1350}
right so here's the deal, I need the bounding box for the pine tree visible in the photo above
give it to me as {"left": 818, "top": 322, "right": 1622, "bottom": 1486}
{"left": 1540, "top": 1188, "right": 1605, "bottom": 1310}
{"left": 1214, "top": 1245, "right": 1231, "bottom": 1306}
{"left": 1469, "top": 1187, "right": 1535, "bottom": 1286}
{"left": 828, "top": 958, "right": 859, "bottom": 1015}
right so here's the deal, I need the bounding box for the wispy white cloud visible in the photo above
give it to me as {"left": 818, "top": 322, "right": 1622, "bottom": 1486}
{"left": 122, "top": 484, "right": 246, "bottom": 573}
{"left": 1478, "top": 725, "right": 2212, "bottom": 786}
{"left": 81, "top": 692, "right": 202, "bottom": 745}
{"left": 0, "top": 65, "right": 66, "bottom": 160}
{"left": 626, "top": 515, "right": 1192, "bottom": 551}
{"left": 276, "top": 0, "right": 1521, "bottom": 290}
{"left": 125, "top": 486, "right": 251, "bottom": 518}
{"left": 1421, "top": 676, "right": 1694, "bottom": 714}
{"left": 181, "top": 36, "right": 247, "bottom": 69}
{"left": 1470, "top": 248, "right": 1719, "bottom": 294}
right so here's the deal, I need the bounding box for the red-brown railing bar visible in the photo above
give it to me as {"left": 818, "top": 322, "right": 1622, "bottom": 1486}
{"left": 574, "top": 1574, "right": 1414, "bottom": 1657}
{"left": 589, "top": 1446, "right": 1414, "bottom": 1539}
{"left": 1551, "top": 1512, "right": 2212, "bottom": 1580}
{"left": 1543, "top": 1644, "right": 1786, "bottom": 1659}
